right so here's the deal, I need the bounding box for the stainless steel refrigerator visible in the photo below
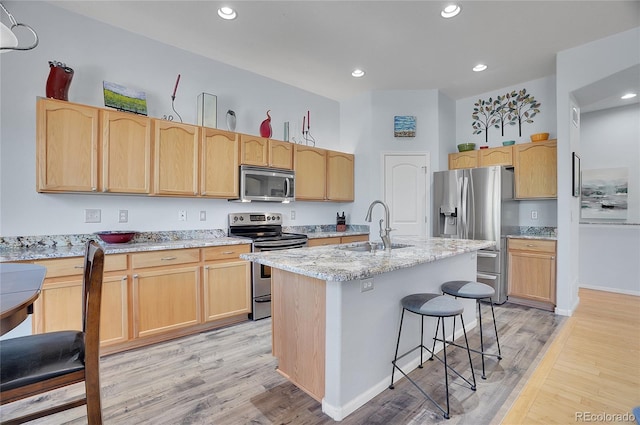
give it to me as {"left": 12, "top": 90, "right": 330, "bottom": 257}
{"left": 433, "top": 166, "right": 519, "bottom": 303}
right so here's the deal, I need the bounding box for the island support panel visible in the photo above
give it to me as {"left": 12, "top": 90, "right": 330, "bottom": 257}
{"left": 272, "top": 268, "right": 326, "bottom": 401}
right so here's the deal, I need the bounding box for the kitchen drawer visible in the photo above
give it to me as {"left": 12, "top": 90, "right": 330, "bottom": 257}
{"left": 308, "top": 237, "right": 341, "bottom": 247}
{"left": 477, "top": 250, "right": 500, "bottom": 273}
{"left": 131, "top": 249, "right": 199, "bottom": 269}
{"left": 203, "top": 244, "right": 251, "bottom": 262}
{"left": 508, "top": 238, "right": 556, "bottom": 253}
{"left": 34, "top": 254, "right": 128, "bottom": 278}
{"left": 340, "top": 235, "right": 369, "bottom": 244}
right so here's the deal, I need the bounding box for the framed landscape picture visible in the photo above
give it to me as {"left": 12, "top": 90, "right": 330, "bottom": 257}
{"left": 394, "top": 115, "right": 416, "bottom": 137}
{"left": 103, "top": 81, "right": 148, "bottom": 115}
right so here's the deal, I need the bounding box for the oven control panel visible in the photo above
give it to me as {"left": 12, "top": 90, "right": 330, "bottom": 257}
{"left": 229, "top": 212, "right": 282, "bottom": 226}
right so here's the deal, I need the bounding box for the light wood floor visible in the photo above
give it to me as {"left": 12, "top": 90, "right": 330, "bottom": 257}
{"left": 499, "top": 288, "right": 640, "bottom": 424}
{"left": 2, "top": 288, "right": 637, "bottom": 424}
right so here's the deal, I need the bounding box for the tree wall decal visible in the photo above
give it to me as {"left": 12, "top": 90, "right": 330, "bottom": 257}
{"left": 471, "top": 97, "right": 498, "bottom": 144}
{"left": 492, "top": 93, "right": 515, "bottom": 137}
{"left": 507, "top": 89, "right": 541, "bottom": 137}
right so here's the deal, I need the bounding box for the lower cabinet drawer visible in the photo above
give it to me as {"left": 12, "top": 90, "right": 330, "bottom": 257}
{"left": 130, "top": 248, "right": 199, "bottom": 269}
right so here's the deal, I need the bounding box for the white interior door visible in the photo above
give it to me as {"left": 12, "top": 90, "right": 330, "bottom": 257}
{"left": 383, "top": 153, "right": 429, "bottom": 237}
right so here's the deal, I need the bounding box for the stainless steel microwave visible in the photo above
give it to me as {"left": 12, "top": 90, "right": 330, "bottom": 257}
{"left": 233, "top": 165, "right": 295, "bottom": 203}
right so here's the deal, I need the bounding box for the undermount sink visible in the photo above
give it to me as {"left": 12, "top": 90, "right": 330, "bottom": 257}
{"left": 338, "top": 242, "right": 413, "bottom": 252}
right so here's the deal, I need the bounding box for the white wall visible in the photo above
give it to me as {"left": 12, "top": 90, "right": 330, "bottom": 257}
{"left": 342, "top": 89, "right": 445, "bottom": 231}
{"left": 556, "top": 27, "right": 640, "bottom": 314}
{"left": 455, "top": 76, "right": 557, "bottom": 147}
{"left": 0, "top": 1, "right": 351, "bottom": 237}
{"left": 578, "top": 103, "right": 640, "bottom": 295}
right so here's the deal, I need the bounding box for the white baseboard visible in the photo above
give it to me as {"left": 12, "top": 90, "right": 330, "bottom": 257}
{"left": 321, "top": 319, "right": 477, "bottom": 421}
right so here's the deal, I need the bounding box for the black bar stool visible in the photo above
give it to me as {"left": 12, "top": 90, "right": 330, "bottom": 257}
{"left": 436, "top": 280, "right": 502, "bottom": 379}
{"left": 389, "top": 293, "right": 477, "bottom": 419}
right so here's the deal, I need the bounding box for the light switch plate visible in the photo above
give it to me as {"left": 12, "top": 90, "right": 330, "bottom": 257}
{"left": 85, "top": 209, "right": 101, "bottom": 223}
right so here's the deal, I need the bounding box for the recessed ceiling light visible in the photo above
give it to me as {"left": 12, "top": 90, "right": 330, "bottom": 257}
{"left": 441, "top": 4, "right": 461, "bottom": 18}
{"left": 352, "top": 69, "right": 365, "bottom": 78}
{"left": 217, "top": 6, "right": 237, "bottom": 20}
{"left": 473, "top": 64, "right": 488, "bottom": 72}
{"left": 621, "top": 92, "right": 637, "bottom": 100}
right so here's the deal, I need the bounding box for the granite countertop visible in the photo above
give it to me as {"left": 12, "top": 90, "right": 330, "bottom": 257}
{"left": 505, "top": 226, "right": 557, "bottom": 241}
{"left": 240, "top": 236, "right": 494, "bottom": 282}
{"left": 283, "top": 224, "right": 369, "bottom": 239}
{"left": 0, "top": 230, "right": 251, "bottom": 263}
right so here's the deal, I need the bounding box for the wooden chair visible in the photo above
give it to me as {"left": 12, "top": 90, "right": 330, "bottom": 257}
{"left": 0, "top": 240, "right": 105, "bottom": 424}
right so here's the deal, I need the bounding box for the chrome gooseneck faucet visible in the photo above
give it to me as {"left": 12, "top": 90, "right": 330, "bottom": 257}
{"left": 365, "top": 200, "right": 392, "bottom": 251}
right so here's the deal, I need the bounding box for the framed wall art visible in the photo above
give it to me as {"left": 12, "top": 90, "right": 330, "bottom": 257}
{"left": 394, "top": 115, "right": 416, "bottom": 137}
{"left": 103, "top": 81, "right": 148, "bottom": 115}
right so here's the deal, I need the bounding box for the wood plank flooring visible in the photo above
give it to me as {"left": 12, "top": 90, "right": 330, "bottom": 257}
{"left": 2, "top": 301, "right": 565, "bottom": 424}
{"left": 499, "top": 288, "right": 640, "bottom": 424}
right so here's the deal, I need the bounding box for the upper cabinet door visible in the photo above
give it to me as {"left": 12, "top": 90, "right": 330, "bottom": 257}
{"left": 294, "top": 145, "right": 327, "bottom": 200}
{"left": 514, "top": 140, "right": 557, "bottom": 199}
{"left": 326, "top": 150, "right": 354, "bottom": 201}
{"left": 101, "top": 110, "right": 151, "bottom": 194}
{"left": 36, "top": 98, "right": 99, "bottom": 192}
{"left": 478, "top": 146, "right": 513, "bottom": 167}
{"left": 201, "top": 128, "right": 239, "bottom": 198}
{"left": 268, "top": 140, "right": 293, "bottom": 169}
{"left": 153, "top": 120, "right": 200, "bottom": 196}
{"left": 239, "top": 135, "right": 268, "bottom": 166}
{"left": 448, "top": 151, "right": 478, "bottom": 170}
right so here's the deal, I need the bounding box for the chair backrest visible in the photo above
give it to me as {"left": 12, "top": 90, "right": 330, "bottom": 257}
{"left": 82, "top": 240, "right": 104, "bottom": 366}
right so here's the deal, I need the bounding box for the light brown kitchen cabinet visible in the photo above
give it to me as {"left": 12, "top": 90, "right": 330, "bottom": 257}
{"left": 508, "top": 238, "right": 556, "bottom": 311}
{"left": 478, "top": 146, "right": 513, "bottom": 167}
{"left": 513, "top": 140, "right": 557, "bottom": 199}
{"left": 36, "top": 98, "right": 99, "bottom": 192}
{"left": 308, "top": 234, "right": 369, "bottom": 247}
{"left": 448, "top": 151, "right": 478, "bottom": 170}
{"left": 131, "top": 249, "right": 201, "bottom": 338}
{"left": 202, "top": 245, "right": 252, "bottom": 322}
{"left": 153, "top": 120, "right": 200, "bottom": 196}
{"left": 101, "top": 109, "right": 152, "bottom": 194}
{"left": 201, "top": 128, "right": 239, "bottom": 197}
{"left": 294, "top": 145, "right": 327, "bottom": 200}
{"left": 239, "top": 135, "right": 293, "bottom": 169}
{"left": 327, "top": 150, "right": 355, "bottom": 201}
{"left": 31, "top": 254, "right": 129, "bottom": 347}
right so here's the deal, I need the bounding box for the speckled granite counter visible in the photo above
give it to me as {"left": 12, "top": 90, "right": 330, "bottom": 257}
{"left": 505, "top": 226, "right": 557, "bottom": 241}
{"left": 241, "top": 236, "right": 494, "bottom": 281}
{"left": 283, "top": 224, "right": 369, "bottom": 239}
{"left": 0, "top": 230, "right": 250, "bottom": 262}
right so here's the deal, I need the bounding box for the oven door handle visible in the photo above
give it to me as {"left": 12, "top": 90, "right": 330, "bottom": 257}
{"left": 254, "top": 240, "right": 308, "bottom": 249}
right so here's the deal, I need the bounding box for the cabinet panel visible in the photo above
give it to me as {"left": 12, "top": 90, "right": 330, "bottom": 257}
{"left": 201, "top": 128, "right": 239, "bottom": 197}
{"left": 153, "top": 120, "right": 200, "bottom": 196}
{"left": 508, "top": 238, "right": 556, "bottom": 310}
{"left": 448, "top": 151, "right": 478, "bottom": 170}
{"left": 100, "top": 274, "right": 129, "bottom": 346}
{"left": 479, "top": 146, "right": 513, "bottom": 167}
{"left": 133, "top": 266, "right": 200, "bottom": 337}
{"left": 308, "top": 237, "right": 342, "bottom": 247}
{"left": 202, "top": 244, "right": 251, "bottom": 262}
{"left": 36, "top": 98, "right": 99, "bottom": 192}
{"left": 269, "top": 140, "right": 293, "bottom": 169}
{"left": 101, "top": 110, "right": 151, "bottom": 193}
{"left": 514, "top": 140, "right": 557, "bottom": 199}
{"left": 294, "top": 145, "right": 327, "bottom": 200}
{"left": 327, "top": 151, "right": 354, "bottom": 201}
{"left": 203, "top": 260, "right": 251, "bottom": 322}
{"left": 130, "top": 249, "right": 199, "bottom": 269}
{"left": 239, "top": 135, "right": 268, "bottom": 166}
{"left": 340, "top": 235, "right": 369, "bottom": 244}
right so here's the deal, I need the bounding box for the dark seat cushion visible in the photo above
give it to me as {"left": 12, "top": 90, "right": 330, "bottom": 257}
{"left": 0, "top": 331, "right": 85, "bottom": 392}
{"left": 441, "top": 280, "right": 495, "bottom": 299}
{"left": 401, "top": 293, "right": 464, "bottom": 317}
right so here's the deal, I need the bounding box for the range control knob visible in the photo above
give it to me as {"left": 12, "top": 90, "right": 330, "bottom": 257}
{"left": 239, "top": 216, "right": 244, "bottom": 221}
{"left": 233, "top": 216, "right": 238, "bottom": 222}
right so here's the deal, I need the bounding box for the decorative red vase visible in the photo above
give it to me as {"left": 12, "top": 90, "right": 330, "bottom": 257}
{"left": 46, "top": 61, "right": 74, "bottom": 101}
{"left": 260, "top": 110, "right": 272, "bottom": 138}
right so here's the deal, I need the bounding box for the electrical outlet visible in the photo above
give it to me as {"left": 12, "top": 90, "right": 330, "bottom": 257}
{"left": 178, "top": 210, "right": 187, "bottom": 221}
{"left": 84, "top": 209, "right": 101, "bottom": 223}
{"left": 361, "top": 278, "right": 374, "bottom": 292}
{"left": 531, "top": 210, "right": 538, "bottom": 220}
{"left": 199, "top": 211, "right": 207, "bottom": 221}
{"left": 290, "top": 210, "right": 296, "bottom": 220}
{"left": 119, "top": 210, "right": 128, "bottom": 223}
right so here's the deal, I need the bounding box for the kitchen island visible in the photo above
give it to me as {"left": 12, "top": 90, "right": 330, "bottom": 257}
{"left": 241, "top": 236, "right": 494, "bottom": 421}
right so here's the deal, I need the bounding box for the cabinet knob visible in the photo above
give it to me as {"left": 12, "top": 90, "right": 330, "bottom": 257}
{"left": 91, "top": 187, "right": 97, "bottom": 192}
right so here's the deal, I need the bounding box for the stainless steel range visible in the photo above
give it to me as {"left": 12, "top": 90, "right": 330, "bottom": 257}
{"left": 228, "top": 212, "right": 308, "bottom": 320}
